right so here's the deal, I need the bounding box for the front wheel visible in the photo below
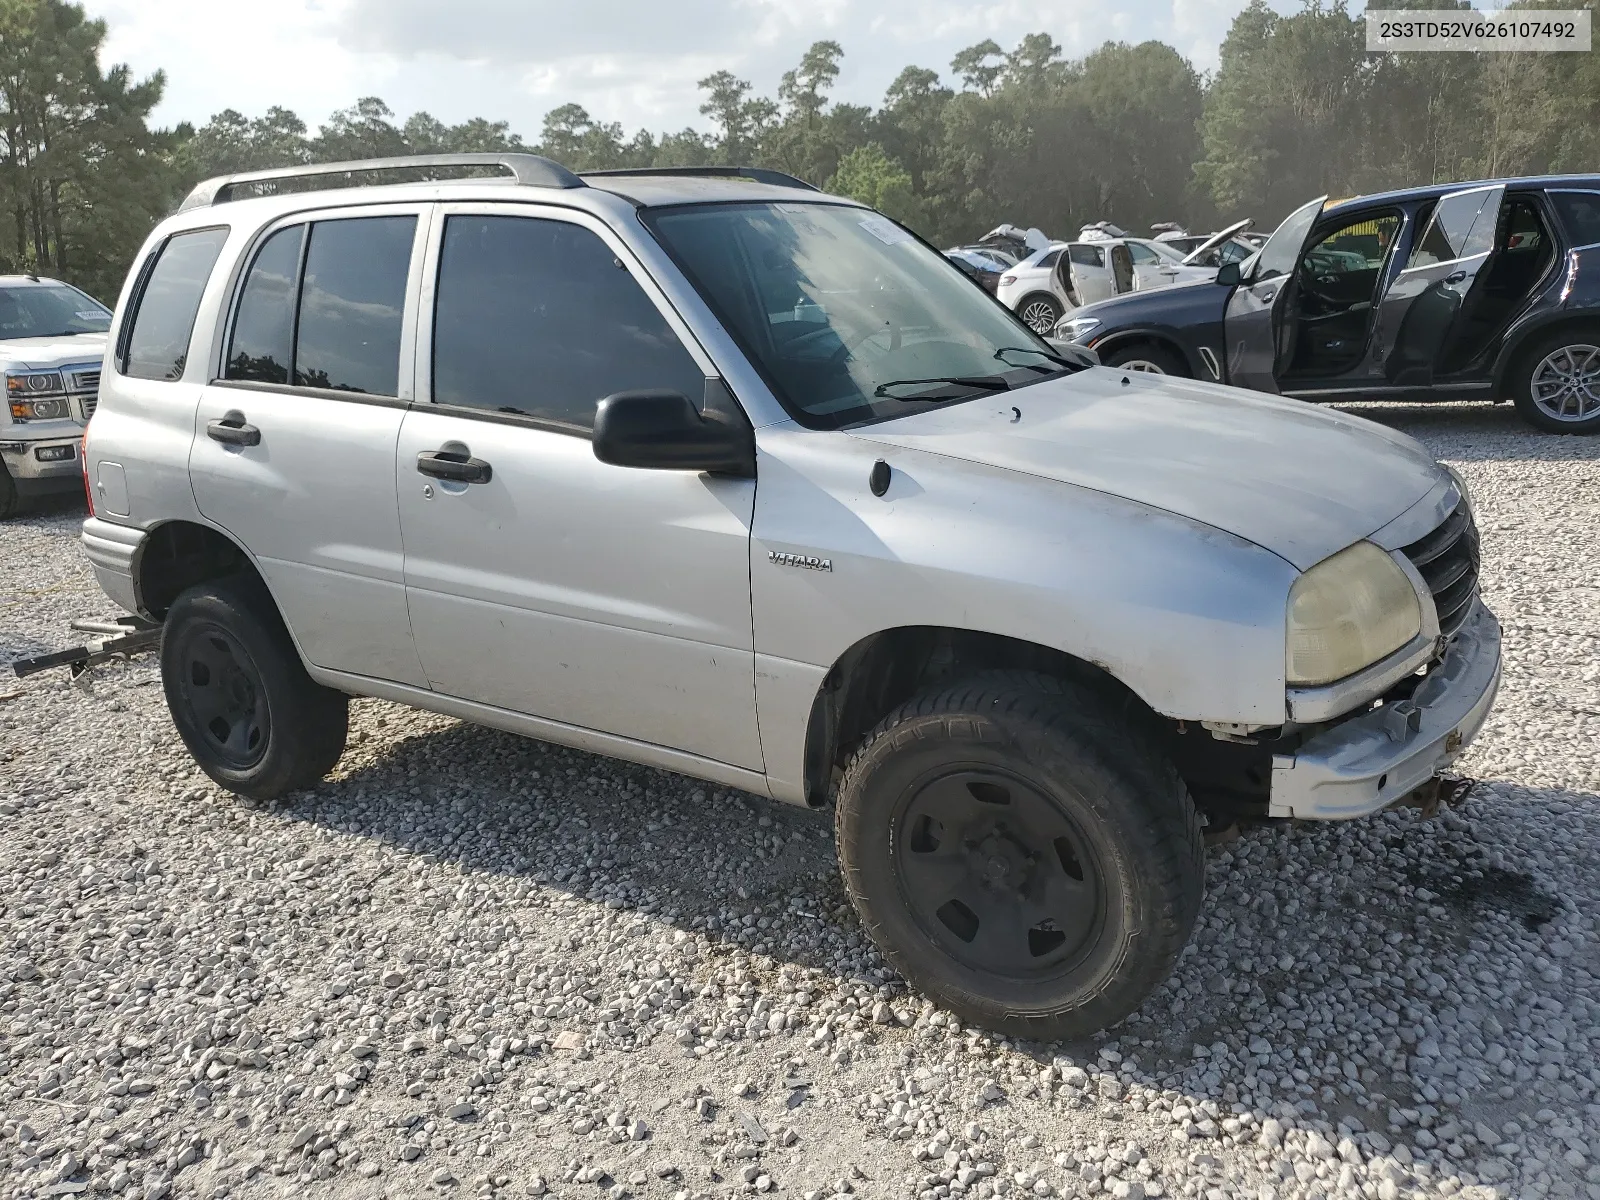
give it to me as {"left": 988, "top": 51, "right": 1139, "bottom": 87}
{"left": 834, "top": 672, "right": 1205, "bottom": 1040}
{"left": 1511, "top": 330, "right": 1600, "bottom": 433}
{"left": 1016, "top": 294, "right": 1064, "bottom": 336}
{"left": 162, "top": 576, "right": 348, "bottom": 800}
{"left": 1102, "top": 342, "right": 1189, "bottom": 376}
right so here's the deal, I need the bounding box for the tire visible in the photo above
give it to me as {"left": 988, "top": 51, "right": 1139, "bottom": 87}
{"left": 0, "top": 464, "right": 17, "bottom": 520}
{"left": 834, "top": 671, "right": 1205, "bottom": 1040}
{"left": 161, "top": 576, "right": 348, "bottom": 800}
{"left": 1510, "top": 328, "right": 1600, "bottom": 433}
{"left": 1102, "top": 341, "right": 1189, "bottom": 376}
{"left": 1016, "top": 294, "right": 1064, "bottom": 336}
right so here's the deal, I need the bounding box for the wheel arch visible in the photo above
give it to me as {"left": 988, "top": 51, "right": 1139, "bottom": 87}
{"left": 799, "top": 625, "right": 1164, "bottom": 810}
{"left": 1090, "top": 329, "right": 1199, "bottom": 376}
{"left": 1492, "top": 312, "right": 1600, "bottom": 393}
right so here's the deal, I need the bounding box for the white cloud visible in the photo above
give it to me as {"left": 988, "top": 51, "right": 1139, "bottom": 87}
{"left": 94, "top": 0, "right": 1279, "bottom": 139}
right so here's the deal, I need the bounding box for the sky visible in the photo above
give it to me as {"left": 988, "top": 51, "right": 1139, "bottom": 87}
{"left": 96, "top": 0, "right": 1275, "bottom": 140}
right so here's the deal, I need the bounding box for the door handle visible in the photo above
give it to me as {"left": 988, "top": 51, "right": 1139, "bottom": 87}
{"left": 1259, "top": 288, "right": 1277, "bottom": 302}
{"left": 416, "top": 450, "right": 492, "bottom": 484}
{"left": 1444, "top": 270, "right": 1468, "bottom": 284}
{"left": 206, "top": 414, "right": 260, "bottom": 447}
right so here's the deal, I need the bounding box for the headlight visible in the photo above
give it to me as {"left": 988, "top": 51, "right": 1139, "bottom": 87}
{"left": 9, "top": 396, "right": 70, "bottom": 421}
{"left": 1286, "top": 541, "right": 1421, "bottom": 686}
{"left": 1058, "top": 316, "right": 1101, "bottom": 343}
{"left": 7, "top": 371, "right": 63, "bottom": 395}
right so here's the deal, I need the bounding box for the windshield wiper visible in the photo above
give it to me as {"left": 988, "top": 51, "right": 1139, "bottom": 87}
{"left": 874, "top": 374, "right": 1012, "bottom": 399}
{"left": 993, "top": 345, "right": 1076, "bottom": 373}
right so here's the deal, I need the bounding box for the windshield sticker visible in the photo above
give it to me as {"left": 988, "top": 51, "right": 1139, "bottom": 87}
{"left": 859, "top": 216, "right": 912, "bottom": 246}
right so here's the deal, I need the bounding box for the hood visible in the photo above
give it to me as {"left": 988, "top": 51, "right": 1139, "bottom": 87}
{"left": 847, "top": 368, "right": 1443, "bottom": 570}
{"left": 0, "top": 332, "right": 107, "bottom": 370}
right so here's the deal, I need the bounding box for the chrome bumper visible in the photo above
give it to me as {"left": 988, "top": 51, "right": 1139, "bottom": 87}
{"left": 1, "top": 436, "right": 80, "bottom": 485}
{"left": 1269, "top": 602, "right": 1501, "bottom": 820}
{"left": 81, "top": 516, "right": 145, "bottom": 614}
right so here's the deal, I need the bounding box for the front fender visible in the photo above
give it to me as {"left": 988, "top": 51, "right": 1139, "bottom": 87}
{"left": 749, "top": 424, "right": 1296, "bottom": 802}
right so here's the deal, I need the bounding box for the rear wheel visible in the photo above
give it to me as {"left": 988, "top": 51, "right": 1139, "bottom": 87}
{"left": 1016, "top": 294, "right": 1064, "bottom": 336}
{"left": 1102, "top": 341, "right": 1189, "bottom": 376}
{"left": 834, "top": 672, "right": 1205, "bottom": 1039}
{"left": 162, "top": 576, "right": 348, "bottom": 799}
{"left": 1511, "top": 329, "right": 1600, "bottom": 433}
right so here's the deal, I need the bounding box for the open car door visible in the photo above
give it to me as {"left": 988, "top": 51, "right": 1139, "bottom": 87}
{"left": 1372, "top": 184, "right": 1505, "bottom": 386}
{"left": 1224, "top": 197, "right": 1327, "bottom": 392}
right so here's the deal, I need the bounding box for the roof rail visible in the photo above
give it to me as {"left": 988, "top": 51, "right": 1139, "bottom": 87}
{"left": 580, "top": 165, "right": 819, "bottom": 192}
{"left": 177, "top": 153, "right": 585, "bottom": 212}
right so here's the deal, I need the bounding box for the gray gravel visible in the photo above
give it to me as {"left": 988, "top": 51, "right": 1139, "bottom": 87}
{"left": 2, "top": 400, "right": 1597, "bottom": 1200}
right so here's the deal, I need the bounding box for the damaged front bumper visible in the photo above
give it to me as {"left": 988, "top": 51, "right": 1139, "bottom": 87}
{"left": 1268, "top": 602, "right": 1501, "bottom": 820}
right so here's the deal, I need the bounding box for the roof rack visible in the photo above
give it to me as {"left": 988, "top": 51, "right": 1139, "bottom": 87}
{"left": 177, "top": 153, "right": 585, "bottom": 212}
{"left": 580, "top": 165, "right": 819, "bottom": 192}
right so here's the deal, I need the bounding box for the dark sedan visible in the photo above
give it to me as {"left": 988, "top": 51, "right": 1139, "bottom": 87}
{"left": 1057, "top": 175, "right": 1600, "bottom": 433}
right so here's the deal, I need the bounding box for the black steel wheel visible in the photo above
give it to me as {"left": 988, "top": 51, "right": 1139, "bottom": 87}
{"left": 170, "top": 621, "right": 270, "bottom": 770}
{"left": 894, "top": 768, "right": 1106, "bottom": 979}
{"left": 835, "top": 672, "right": 1204, "bottom": 1040}
{"left": 162, "top": 575, "right": 348, "bottom": 799}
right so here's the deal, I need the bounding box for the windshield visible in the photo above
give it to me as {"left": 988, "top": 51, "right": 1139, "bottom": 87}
{"left": 646, "top": 203, "right": 1076, "bottom": 429}
{"left": 0, "top": 283, "right": 111, "bottom": 340}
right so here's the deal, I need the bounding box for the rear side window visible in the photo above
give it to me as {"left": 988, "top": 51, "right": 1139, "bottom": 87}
{"left": 1068, "top": 245, "right": 1104, "bottom": 267}
{"left": 1408, "top": 188, "right": 1499, "bottom": 268}
{"left": 227, "top": 225, "right": 304, "bottom": 384}
{"left": 121, "top": 227, "right": 229, "bottom": 380}
{"left": 1038, "top": 249, "right": 1062, "bottom": 269}
{"left": 1552, "top": 191, "right": 1600, "bottom": 246}
{"left": 223, "top": 215, "right": 415, "bottom": 396}
{"left": 432, "top": 215, "right": 704, "bottom": 430}
{"left": 294, "top": 217, "right": 415, "bottom": 395}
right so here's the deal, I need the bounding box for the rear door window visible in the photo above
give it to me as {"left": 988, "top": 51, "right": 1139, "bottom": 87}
{"left": 1069, "top": 245, "right": 1104, "bottom": 267}
{"left": 121, "top": 227, "right": 230, "bottom": 380}
{"left": 293, "top": 216, "right": 416, "bottom": 395}
{"left": 431, "top": 214, "right": 704, "bottom": 431}
{"left": 1408, "top": 188, "right": 1499, "bottom": 268}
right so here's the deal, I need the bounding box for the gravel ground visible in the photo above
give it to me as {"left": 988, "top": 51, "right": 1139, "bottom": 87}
{"left": 1, "top": 400, "right": 1597, "bottom": 1200}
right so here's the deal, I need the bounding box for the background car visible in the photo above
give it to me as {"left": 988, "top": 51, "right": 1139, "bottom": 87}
{"left": 1055, "top": 175, "right": 1600, "bottom": 432}
{"left": 999, "top": 236, "right": 1223, "bottom": 332}
{"left": 944, "top": 247, "right": 1010, "bottom": 294}
{"left": 0, "top": 275, "right": 110, "bottom": 518}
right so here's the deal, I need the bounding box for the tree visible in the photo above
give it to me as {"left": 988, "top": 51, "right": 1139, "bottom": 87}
{"left": 313, "top": 96, "right": 409, "bottom": 160}
{"left": 697, "top": 70, "right": 774, "bottom": 161}
{"left": 950, "top": 40, "right": 1005, "bottom": 96}
{"left": 0, "top": 0, "right": 173, "bottom": 300}
{"left": 828, "top": 143, "right": 922, "bottom": 225}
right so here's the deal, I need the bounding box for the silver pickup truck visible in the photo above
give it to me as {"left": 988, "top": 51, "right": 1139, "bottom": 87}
{"left": 77, "top": 155, "right": 1500, "bottom": 1038}
{"left": 0, "top": 275, "right": 110, "bottom": 517}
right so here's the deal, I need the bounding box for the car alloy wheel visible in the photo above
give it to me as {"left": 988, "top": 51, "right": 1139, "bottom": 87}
{"left": 174, "top": 621, "right": 271, "bottom": 769}
{"left": 1530, "top": 343, "right": 1600, "bottom": 423}
{"left": 1018, "top": 299, "right": 1061, "bottom": 335}
{"left": 893, "top": 767, "right": 1106, "bottom": 978}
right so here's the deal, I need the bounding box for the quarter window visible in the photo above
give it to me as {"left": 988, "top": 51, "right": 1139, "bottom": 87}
{"left": 1126, "top": 243, "right": 1160, "bottom": 266}
{"left": 1552, "top": 192, "right": 1600, "bottom": 246}
{"left": 294, "top": 216, "right": 416, "bottom": 395}
{"left": 121, "top": 227, "right": 229, "bottom": 381}
{"left": 227, "top": 225, "right": 304, "bottom": 385}
{"left": 431, "top": 215, "right": 704, "bottom": 430}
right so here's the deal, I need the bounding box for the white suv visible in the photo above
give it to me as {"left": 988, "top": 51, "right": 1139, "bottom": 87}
{"left": 0, "top": 275, "right": 111, "bottom": 517}
{"left": 80, "top": 155, "right": 1502, "bottom": 1038}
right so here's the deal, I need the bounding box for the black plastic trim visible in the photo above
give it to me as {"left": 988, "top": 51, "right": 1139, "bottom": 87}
{"left": 208, "top": 378, "right": 411, "bottom": 410}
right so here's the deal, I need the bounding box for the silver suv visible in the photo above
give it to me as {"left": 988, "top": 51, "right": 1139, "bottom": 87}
{"left": 80, "top": 154, "right": 1502, "bottom": 1038}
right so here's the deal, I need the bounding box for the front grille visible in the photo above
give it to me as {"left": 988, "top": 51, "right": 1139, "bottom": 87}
{"left": 1400, "top": 499, "right": 1480, "bottom": 638}
{"left": 68, "top": 368, "right": 101, "bottom": 393}
{"left": 79, "top": 395, "right": 98, "bottom": 420}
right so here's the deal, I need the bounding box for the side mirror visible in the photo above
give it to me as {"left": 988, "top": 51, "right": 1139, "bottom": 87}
{"left": 1215, "top": 261, "right": 1242, "bottom": 287}
{"left": 593, "top": 389, "right": 755, "bottom": 478}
